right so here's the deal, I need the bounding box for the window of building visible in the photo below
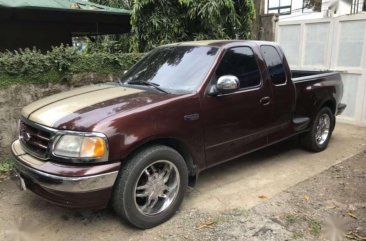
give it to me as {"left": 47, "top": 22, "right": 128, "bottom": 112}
{"left": 267, "top": 0, "right": 292, "bottom": 15}
{"left": 260, "top": 46, "right": 286, "bottom": 85}
{"left": 216, "top": 47, "right": 261, "bottom": 89}
{"left": 302, "top": 0, "right": 322, "bottom": 12}
{"left": 350, "top": 0, "right": 366, "bottom": 14}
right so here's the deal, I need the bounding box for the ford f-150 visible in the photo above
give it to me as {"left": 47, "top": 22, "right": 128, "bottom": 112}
{"left": 11, "top": 40, "right": 346, "bottom": 229}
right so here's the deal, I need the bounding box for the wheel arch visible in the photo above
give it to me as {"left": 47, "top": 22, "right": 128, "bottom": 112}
{"left": 123, "top": 138, "right": 199, "bottom": 187}
{"left": 318, "top": 98, "right": 337, "bottom": 131}
{"left": 321, "top": 99, "right": 336, "bottom": 115}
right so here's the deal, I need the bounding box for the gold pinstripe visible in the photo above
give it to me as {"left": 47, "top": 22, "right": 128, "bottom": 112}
{"left": 21, "top": 84, "right": 114, "bottom": 118}
{"left": 24, "top": 85, "right": 143, "bottom": 127}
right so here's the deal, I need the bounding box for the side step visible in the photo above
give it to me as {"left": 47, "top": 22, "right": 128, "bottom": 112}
{"left": 293, "top": 116, "right": 310, "bottom": 132}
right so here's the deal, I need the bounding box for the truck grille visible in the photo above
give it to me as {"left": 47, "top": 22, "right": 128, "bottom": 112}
{"left": 19, "top": 120, "right": 52, "bottom": 159}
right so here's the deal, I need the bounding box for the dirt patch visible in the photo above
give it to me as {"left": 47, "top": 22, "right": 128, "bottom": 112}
{"left": 249, "top": 150, "right": 366, "bottom": 241}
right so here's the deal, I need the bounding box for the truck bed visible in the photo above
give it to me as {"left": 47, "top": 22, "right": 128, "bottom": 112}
{"left": 291, "top": 70, "right": 338, "bottom": 82}
{"left": 291, "top": 69, "right": 343, "bottom": 121}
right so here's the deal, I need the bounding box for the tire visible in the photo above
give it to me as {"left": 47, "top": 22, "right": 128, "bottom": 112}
{"left": 300, "top": 107, "right": 335, "bottom": 152}
{"left": 112, "top": 145, "right": 188, "bottom": 229}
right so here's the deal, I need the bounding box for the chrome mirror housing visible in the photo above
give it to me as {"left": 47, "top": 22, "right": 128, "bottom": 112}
{"left": 216, "top": 75, "right": 240, "bottom": 94}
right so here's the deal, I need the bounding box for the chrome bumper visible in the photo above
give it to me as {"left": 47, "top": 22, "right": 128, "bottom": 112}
{"left": 11, "top": 142, "right": 118, "bottom": 193}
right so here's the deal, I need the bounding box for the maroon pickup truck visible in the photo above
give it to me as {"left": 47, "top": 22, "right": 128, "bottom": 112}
{"left": 11, "top": 40, "right": 346, "bottom": 229}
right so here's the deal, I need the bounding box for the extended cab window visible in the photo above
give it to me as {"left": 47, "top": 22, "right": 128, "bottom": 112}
{"left": 260, "top": 45, "right": 286, "bottom": 85}
{"left": 216, "top": 47, "right": 261, "bottom": 89}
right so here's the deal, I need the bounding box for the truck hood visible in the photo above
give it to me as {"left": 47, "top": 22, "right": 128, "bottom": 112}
{"left": 21, "top": 83, "right": 175, "bottom": 130}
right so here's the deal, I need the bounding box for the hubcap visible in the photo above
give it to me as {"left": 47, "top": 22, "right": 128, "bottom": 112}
{"left": 134, "top": 160, "right": 180, "bottom": 216}
{"left": 315, "top": 113, "right": 331, "bottom": 145}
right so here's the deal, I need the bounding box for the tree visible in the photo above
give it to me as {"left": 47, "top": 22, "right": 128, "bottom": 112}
{"left": 303, "top": 0, "right": 322, "bottom": 12}
{"left": 90, "top": 0, "right": 134, "bottom": 9}
{"left": 89, "top": 0, "right": 256, "bottom": 53}
{"left": 131, "top": 0, "right": 256, "bottom": 52}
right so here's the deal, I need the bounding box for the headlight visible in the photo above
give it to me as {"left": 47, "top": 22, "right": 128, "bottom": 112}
{"left": 53, "top": 134, "right": 108, "bottom": 162}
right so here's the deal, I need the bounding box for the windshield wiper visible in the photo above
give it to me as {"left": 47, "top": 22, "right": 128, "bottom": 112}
{"left": 127, "top": 81, "right": 169, "bottom": 94}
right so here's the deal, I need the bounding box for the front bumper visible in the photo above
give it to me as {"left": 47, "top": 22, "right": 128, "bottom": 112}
{"left": 11, "top": 140, "right": 120, "bottom": 209}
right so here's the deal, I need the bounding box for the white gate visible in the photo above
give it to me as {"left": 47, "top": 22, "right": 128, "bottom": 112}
{"left": 276, "top": 14, "right": 366, "bottom": 126}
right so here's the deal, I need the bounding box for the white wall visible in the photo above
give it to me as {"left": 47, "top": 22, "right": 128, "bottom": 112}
{"left": 276, "top": 14, "right": 366, "bottom": 126}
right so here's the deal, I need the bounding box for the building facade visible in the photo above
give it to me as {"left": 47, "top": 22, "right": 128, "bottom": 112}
{"left": 265, "top": 0, "right": 366, "bottom": 21}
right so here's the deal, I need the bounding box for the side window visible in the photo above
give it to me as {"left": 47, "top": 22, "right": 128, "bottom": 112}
{"left": 216, "top": 47, "right": 261, "bottom": 89}
{"left": 260, "top": 45, "right": 286, "bottom": 85}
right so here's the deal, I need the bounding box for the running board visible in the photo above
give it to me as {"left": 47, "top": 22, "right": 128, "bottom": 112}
{"left": 293, "top": 116, "right": 310, "bottom": 132}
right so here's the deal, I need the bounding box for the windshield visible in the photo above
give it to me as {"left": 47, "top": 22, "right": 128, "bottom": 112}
{"left": 119, "top": 46, "right": 219, "bottom": 94}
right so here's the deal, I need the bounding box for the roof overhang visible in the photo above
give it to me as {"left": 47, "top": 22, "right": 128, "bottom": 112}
{"left": 0, "top": 6, "right": 131, "bottom": 35}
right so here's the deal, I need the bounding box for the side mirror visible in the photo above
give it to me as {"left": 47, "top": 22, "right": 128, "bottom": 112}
{"left": 209, "top": 75, "right": 240, "bottom": 96}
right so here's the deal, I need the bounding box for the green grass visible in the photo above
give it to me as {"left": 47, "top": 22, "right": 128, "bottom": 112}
{"left": 285, "top": 213, "right": 299, "bottom": 224}
{"left": 0, "top": 159, "right": 13, "bottom": 173}
{"left": 229, "top": 208, "right": 248, "bottom": 217}
{"left": 307, "top": 219, "right": 321, "bottom": 237}
{"left": 292, "top": 231, "right": 304, "bottom": 239}
{"left": 212, "top": 214, "right": 233, "bottom": 224}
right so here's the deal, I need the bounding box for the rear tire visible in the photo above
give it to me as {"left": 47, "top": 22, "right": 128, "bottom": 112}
{"left": 300, "top": 107, "right": 334, "bottom": 152}
{"left": 112, "top": 145, "right": 188, "bottom": 229}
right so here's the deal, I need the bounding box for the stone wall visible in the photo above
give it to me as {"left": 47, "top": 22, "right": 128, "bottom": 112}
{"left": 252, "top": 0, "right": 264, "bottom": 40}
{"left": 258, "top": 14, "right": 278, "bottom": 41}
{"left": 252, "top": 0, "right": 278, "bottom": 41}
{"left": 0, "top": 73, "right": 117, "bottom": 160}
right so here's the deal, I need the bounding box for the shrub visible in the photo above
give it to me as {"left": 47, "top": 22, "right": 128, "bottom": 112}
{"left": 0, "top": 159, "right": 12, "bottom": 173}
{"left": 0, "top": 45, "right": 144, "bottom": 88}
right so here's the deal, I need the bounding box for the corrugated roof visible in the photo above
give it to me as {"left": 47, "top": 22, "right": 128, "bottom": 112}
{"left": 0, "top": 0, "right": 130, "bottom": 14}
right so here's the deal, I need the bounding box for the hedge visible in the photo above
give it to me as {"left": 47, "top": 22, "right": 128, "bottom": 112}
{"left": 0, "top": 45, "right": 144, "bottom": 88}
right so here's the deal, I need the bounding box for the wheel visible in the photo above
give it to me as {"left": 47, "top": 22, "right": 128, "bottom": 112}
{"left": 300, "top": 107, "right": 335, "bottom": 152}
{"left": 112, "top": 145, "right": 188, "bottom": 229}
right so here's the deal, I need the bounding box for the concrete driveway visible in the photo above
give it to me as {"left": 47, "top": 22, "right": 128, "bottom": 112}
{"left": 1, "top": 123, "right": 365, "bottom": 241}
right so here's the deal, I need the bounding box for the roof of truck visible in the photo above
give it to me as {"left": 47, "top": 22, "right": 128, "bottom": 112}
{"left": 163, "top": 40, "right": 276, "bottom": 48}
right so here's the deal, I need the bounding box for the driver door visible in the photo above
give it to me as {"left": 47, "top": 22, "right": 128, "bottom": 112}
{"left": 201, "top": 46, "right": 273, "bottom": 167}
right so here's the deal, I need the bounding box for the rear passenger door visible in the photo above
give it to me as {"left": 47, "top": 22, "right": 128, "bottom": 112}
{"left": 260, "top": 45, "right": 296, "bottom": 143}
{"left": 201, "top": 45, "right": 273, "bottom": 167}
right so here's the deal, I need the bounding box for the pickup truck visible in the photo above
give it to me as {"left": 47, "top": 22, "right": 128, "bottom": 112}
{"left": 11, "top": 40, "right": 346, "bottom": 229}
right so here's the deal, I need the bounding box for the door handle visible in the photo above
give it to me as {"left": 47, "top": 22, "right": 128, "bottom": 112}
{"left": 260, "top": 96, "right": 271, "bottom": 106}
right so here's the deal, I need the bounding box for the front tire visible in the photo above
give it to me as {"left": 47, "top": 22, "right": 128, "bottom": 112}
{"left": 300, "top": 107, "right": 335, "bottom": 152}
{"left": 112, "top": 145, "right": 188, "bottom": 229}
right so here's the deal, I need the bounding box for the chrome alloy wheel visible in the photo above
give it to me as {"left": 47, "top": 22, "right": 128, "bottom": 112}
{"left": 134, "top": 160, "right": 180, "bottom": 216}
{"left": 315, "top": 113, "right": 331, "bottom": 145}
